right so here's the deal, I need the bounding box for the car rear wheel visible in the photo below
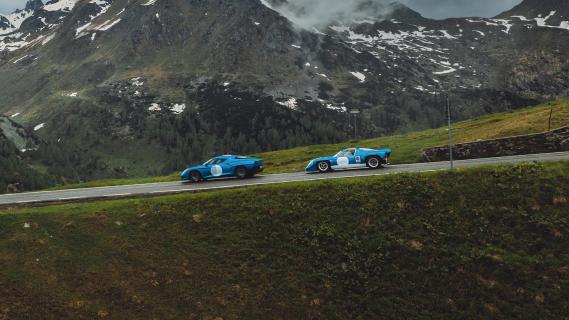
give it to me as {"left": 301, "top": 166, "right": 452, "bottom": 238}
{"left": 366, "top": 156, "right": 382, "bottom": 169}
{"left": 235, "top": 166, "right": 248, "bottom": 179}
{"left": 317, "top": 161, "right": 330, "bottom": 173}
{"left": 190, "top": 171, "right": 202, "bottom": 183}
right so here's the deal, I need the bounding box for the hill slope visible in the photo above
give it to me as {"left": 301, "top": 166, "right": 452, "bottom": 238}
{"left": 1, "top": 162, "right": 568, "bottom": 319}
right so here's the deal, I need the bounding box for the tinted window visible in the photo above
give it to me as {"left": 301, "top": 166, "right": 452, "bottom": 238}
{"left": 204, "top": 158, "right": 226, "bottom": 165}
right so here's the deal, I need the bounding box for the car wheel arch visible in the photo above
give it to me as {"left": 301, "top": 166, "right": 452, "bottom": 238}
{"left": 235, "top": 165, "right": 249, "bottom": 178}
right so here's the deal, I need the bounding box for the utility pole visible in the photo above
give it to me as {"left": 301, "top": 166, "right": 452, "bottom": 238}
{"left": 350, "top": 109, "right": 360, "bottom": 139}
{"left": 548, "top": 104, "right": 553, "bottom": 131}
{"left": 446, "top": 94, "right": 454, "bottom": 169}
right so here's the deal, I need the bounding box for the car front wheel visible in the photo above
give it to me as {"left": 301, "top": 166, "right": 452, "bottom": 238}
{"left": 190, "top": 171, "right": 202, "bottom": 183}
{"left": 317, "top": 161, "right": 330, "bottom": 173}
{"left": 366, "top": 156, "right": 382, "bottom": 169}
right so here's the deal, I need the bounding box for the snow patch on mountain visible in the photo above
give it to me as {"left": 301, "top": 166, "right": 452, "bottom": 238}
{"left": 96, "top": 17, "right": 122, "bottom": 31}
{"left": 325, "top": 103, "right": 347, "bottom": 113}
{"left": 277, "top": 97, "right": 298, "bottom": 110}
{"left": 350, "top": 71, "right": 366, "bottom": 82}
{"left": 43, "top": 0, "right": 80, "bottom": 12}
{"left": 0, "top": 10, "right": 33, "bottom": 35}
{"left": 74, "top": 0, "right": 114, "bottom": 38}
{"left": 131, "top": 77, "right": 144, "bottom": 86}
{"left": 1, "top": 33, "right": 48, "bottom": 52}
{"left": 148, "top": 103, "right": 161, "bottom": 112}
{"left": 42, "top": 33, "right": 56, "bottom": 45}
{"left": 535, "top": 11, "right": 557, "bottom": 27}
{"left": 433, "top": 67, "right": 457, "bottom": 75}
{"left": 509, "top": 11, "right": 569, "bottom": 31}
{"left": 170, "top": 103, "right": 186, "bottom": 114}
{"left": 142, "top": 0, "right": 159, "bottom": 6}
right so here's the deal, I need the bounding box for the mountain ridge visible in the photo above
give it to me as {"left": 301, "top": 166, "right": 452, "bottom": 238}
{"left": 497, "top": 0, "right": 569, "bottom": 27}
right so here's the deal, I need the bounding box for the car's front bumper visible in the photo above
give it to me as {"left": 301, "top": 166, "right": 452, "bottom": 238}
{"left": 305, "top": 161, "right": 318, "bottom": 173}
{"left": 180, "top": 169, "right": 191, "bottom": 181}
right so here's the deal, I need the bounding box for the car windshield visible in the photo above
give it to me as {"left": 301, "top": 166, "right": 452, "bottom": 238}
{"left": 334, "top": 149, "right": 355, "bottom": 157}
{"left": 203, "top": 158, "right": 226, "bottom": 165}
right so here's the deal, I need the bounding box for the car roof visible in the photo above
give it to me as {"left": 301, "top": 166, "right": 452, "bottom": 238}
{"left": 214, "top": 155, "right": 252, "bottom": 160}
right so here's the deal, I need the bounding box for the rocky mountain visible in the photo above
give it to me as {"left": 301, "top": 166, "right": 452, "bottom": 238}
{"left": 0, "top": 0, "right": 568, "bottom": 192}
{"left": 499, "top": 0, "right": 569, "bottom": 26}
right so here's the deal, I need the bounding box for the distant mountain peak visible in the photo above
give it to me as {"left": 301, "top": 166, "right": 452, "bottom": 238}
{"left": 385, "top": 1, "right": 424, "bottom": 22}
{"left": 25, "top": 0, "right": 44, "bottom": 12}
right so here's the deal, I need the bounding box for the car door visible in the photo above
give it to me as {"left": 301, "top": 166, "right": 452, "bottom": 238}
{"left": 219, "top": 159, "right": 234, "bottom": 177}
{"left": 353, "top": 148, "right": 364, "bottom": 166}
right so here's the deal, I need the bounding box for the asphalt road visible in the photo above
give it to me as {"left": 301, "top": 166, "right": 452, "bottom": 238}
{"left": 2, "top": 151, "right": 569, "bottom": 207}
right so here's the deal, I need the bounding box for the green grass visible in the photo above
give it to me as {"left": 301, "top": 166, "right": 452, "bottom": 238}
{"left": 46, "top": 173, "right": 179, "bottom": 191}
{"left": 46, "top": 98, "right": 569, "bottom": 190}
{"left": 1, "top": 162, "right": 568, "bottom": 319}
{"left": 255, "top": 98, "right": 569, "bottom": 173}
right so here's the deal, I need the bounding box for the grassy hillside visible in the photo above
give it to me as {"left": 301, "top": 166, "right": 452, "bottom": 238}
{"left": 256, "top": 98, "right": 569, "bottom": 173}
{"left": 1, "top": 162, "right": 568, "bottom": 319}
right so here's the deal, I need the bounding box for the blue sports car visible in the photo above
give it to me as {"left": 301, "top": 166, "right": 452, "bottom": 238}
{"left": 305, "top": 147, "right": 391, "bottom": 173}
{"left": 181, "top": 155, "right": 264, "bottom": 182}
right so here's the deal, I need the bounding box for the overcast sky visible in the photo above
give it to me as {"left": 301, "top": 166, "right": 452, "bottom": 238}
{"left": 0, "top": 0, "right": 28, "bottom": 14}
{"left": 405, "top": 0, "right": 523, "bottom": 19}
{"left": 1, "top": 0, "right": 523, "bottom": 18}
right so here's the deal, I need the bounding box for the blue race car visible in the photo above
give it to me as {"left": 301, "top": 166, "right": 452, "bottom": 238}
{"left": 181, "top": 155, "right": 264, "bottom": 182}
{"left": 305, "top": 147, "right": 391, "bottom": 173}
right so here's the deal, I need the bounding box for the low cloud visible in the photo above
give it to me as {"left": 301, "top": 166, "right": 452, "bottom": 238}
{"left": 261, "top": 0, "right": 396, "bottom": 30}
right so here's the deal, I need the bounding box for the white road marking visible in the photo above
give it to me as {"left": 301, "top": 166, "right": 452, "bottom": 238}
{"left": 104, "top": 193, "right": 133, "bottom": 197}
{"left": 58, "top": 197, "right": 82, "bottom": 200}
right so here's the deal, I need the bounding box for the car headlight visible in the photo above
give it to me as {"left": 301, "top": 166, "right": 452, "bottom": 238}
{"left": 306, "top": 160, "right": 314, "bottom": 169}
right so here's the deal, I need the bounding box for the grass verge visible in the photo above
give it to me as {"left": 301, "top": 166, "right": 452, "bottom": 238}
{"left": 1, "top": 162, "right": 568, "bottom": 319}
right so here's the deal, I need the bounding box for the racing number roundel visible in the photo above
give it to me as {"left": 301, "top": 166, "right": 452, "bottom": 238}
{"left": 337, "top": 157, "right": 349, "bottom": 167}
{"left": 211, "top": 165, "right": 223, "bottom": 177}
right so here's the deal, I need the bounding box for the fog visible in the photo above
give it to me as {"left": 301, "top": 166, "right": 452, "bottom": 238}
{"left": 260, "top": 0, "right": 397, "bottom": 29}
